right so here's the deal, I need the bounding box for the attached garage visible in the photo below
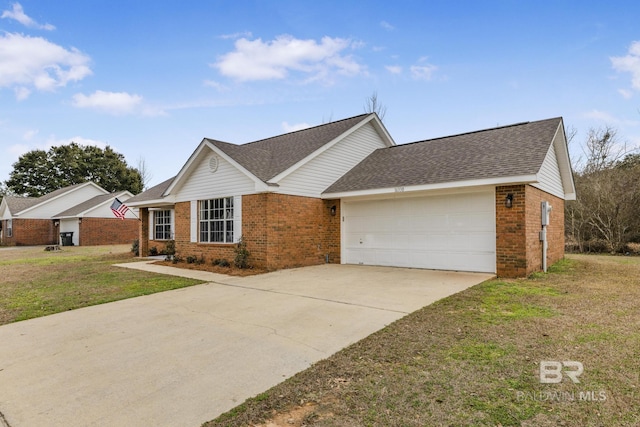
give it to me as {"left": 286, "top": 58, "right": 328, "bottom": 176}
{"left": 342, "top": 190, "right": 496, "bottom": 273}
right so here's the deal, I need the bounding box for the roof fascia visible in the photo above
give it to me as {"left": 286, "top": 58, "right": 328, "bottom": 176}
{"left": 268, "top": 114, "right": 395, "bottom": 184}
{"left": 125, "top": 195, "right": 177, "bottom": 208}
{"left": 322, "top": 174, "right": 538, "bottom": 199}
{"left": 550, "top": 119, "right": 577, "bottom": 200}
{"left": 163, "top": 139, "right": 268, "bottom": 196}
{"left": 16, "top": 181, "right": 108, "bottom": 216}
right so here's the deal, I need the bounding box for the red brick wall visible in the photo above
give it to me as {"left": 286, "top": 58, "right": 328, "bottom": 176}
{"left": 4, "top": 218, "right": 58, "bottom": 246}
{"left": 138, "top": 208, "right": 149, "bottom": 256}
{"left": 496, "top": 185, "right": 527, "bottom": 277}
{"left": 525, "top": 186, "right": 565, "bottom": 274}
{"left": 79, "top": 217, "right": 139, "bottom": 246}
{"left": 496, "top": 185, "right": 565, "bottom": 277}
{"left": 169, "top": 194, "right": 341, "bottom": 270}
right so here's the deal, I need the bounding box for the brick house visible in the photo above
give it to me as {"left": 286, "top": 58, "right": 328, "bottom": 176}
{"left": 0, "top": 182, "right": 138, "bottom": 246}
{"left": 126, "top": 114, "right": 575, "bottom": 277}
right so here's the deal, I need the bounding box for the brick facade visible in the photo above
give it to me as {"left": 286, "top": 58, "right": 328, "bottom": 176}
{"left": 78, "top": 217, "right": 139, "bottom": 246}
{"left": 1, "top": 218, "right": 58, "bottom": 246}
{"left": 496, "top": 185, "right": 565, "bottom": 277}
{"left": 139, "top": 194, "right": 341, "bottom": 270}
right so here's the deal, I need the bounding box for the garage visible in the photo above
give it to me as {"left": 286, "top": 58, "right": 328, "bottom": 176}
{"left": 342, "top": 190, "right": 496, "bottom": 273}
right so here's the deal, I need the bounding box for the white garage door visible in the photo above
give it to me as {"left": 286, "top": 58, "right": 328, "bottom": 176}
{"left": 342, "top": 191, "right": 496, "bottom": 273}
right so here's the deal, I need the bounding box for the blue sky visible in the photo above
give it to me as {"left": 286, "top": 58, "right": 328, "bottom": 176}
{"left": 1, "top": 1, "right": 639, "bottom": 188}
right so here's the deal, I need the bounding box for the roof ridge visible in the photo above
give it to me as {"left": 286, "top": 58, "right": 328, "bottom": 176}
{"left": 394, "top": 117, "right": 561, "bottom": 148}
{"left": 242, "top": 113, "right": 372, "bottom": 146}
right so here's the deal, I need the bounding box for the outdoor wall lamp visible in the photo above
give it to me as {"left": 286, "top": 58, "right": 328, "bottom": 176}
{"left": 505, "top": 193, "right": 514, "bottom": 209}
{"left": 53, "top": 221, "right": 59, "bottom": 227}
{"left": 330, "top": 205, "right": 337, "bottom": 216}
{"left": 78, "top": 218, "right": 82, "bottom": 224}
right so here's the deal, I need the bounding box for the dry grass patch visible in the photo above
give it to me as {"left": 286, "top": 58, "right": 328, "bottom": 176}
{"left": 0, "top": 245, "right": 203, "bottom": 324}
{"left": 206, "top": 255, "right": 640, "bottom": 427}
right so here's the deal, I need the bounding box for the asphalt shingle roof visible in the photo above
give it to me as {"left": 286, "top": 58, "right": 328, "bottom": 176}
{"left": 209, "top": 114, "right": 372, "bottom": 182}
{"left": 324, "top": 117, "right": 562, "bottom": 194}
{"left": 125, "top": 177, "right": 175, "bottom": 203}
{"left": 53, "top": 193, "right": 121, "bottom": 218}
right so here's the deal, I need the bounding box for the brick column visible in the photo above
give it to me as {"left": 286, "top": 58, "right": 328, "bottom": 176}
{"left": 139, "top": 208, "right": 149, "bottom": 257}
{"left": 496, "top": 185, "right": 527, "bottom": 277}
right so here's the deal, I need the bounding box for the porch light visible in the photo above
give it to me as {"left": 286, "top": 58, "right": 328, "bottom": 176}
{"left": 330, "top": 205, "right": 337, "bottom": 216}
{"left": 505, "top": 193, "right": 514, "bottom": 208}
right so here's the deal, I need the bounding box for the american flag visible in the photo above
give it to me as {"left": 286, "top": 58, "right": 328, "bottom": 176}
{"left": 110, "top": 198, "right": 129, "bottom": 220}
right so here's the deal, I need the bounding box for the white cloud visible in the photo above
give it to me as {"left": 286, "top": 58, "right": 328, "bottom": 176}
{"left": 611, "top": 41, "right": 640, "bottom": 92}
{"left": 213, "top": 35, "right": 364, "bottom": 83}
{"left": 385, "top": 65, "right": 402, "bottom": 74}
{"left": 218, "top": 31, "right": 253, "bottom": 40}
{"left": 282, "top": 121, "right": 311, "bottom": 133}
{"left": 1, "top": 2, "right": 55, "bottom": 30}
{"left": 380, "top": 21, "right": 394, "bottom": 31}
{"left": 72, "top": 90, "right": 143, "bottom": 115}
{"left": 0, "top": 33, "right": 91, "bottom": 99}
{"left": 618, "top": 88, "right": 633, "bottom": 99}
{"left": 22, "top": 129, "right": 38, "bottom": 140}
{"left": 583, "top": 109, "right": 639, "bottom": 126}
{"left": 45, "top": 136, "right": 108, "bottom": 150}
{"left": 203, "top": 79, "right": 229, "bottom": 92}
{"left": 410, "top": 64, "right": 437, "bottom": 80}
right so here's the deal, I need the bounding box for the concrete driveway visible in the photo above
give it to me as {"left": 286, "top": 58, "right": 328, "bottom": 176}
{"left": 0, "top": 263, "right": 493, "bottom": 427}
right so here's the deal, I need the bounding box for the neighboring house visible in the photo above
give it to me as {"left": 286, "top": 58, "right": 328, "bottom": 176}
{"left": 0, "top": 182, "right": 138, "bottom": 246}
{"left": 126, "top": 114, "right": 576, "bottom": 277}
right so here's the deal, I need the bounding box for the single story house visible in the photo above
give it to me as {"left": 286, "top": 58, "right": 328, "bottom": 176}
{"left": 0, "top": 182, "right": 138, "bottom": 246}
{"left": 126, "top": 113, "right": 575, "bottom": 277}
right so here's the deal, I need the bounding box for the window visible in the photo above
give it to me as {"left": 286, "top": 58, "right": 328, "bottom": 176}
{"left": 153, "top": 210, "right": 172, "bottom": 240}
{"left": 7, "top": 219, "right": 12, "bottom": 238}
{"left": 199, "top": 197, "right": 234, "bottom": 243}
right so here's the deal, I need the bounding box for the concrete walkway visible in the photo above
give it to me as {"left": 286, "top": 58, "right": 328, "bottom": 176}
{"left": 0, "top": 263, "right": 493, "bottom": 427}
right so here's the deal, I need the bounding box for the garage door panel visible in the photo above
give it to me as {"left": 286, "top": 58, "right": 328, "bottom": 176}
{"left": 343, "top": 191, "right": 496, "bottom": 273}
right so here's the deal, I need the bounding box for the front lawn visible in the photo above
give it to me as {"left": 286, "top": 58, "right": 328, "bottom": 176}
{"left": 206, "top": 254, "right": 640, "bottom": 427}
{"left": 0, "top": 245, "right": 203, "bottom": 324}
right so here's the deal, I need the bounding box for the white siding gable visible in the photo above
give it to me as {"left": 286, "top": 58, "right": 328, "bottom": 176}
{"left": 83, "top": 194, "right": 135, "bottom": 218}
{"left": 173, "top": 151, "right": 256, "bottom": 203}
{"left": 532, "top": 137, "right": 565, "bottom": 199}
{"left": 20, "top": 185, "right": 107, "bottom": 219}
{"left": 276, "top": 122, "right": 389, "bottom": 198}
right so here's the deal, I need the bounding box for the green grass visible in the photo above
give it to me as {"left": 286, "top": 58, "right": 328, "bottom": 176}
{"left": 0, "top": 245, "right": 203, "bottom": 324}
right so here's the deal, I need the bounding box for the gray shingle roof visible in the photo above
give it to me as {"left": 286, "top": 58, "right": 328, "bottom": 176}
{"left": 125, "top": 177, "right": 175, "bottom": 203}
{"left": 53, "top": 193, "right": 121, "bottom": 218}
{"left": 324, "top": 117, "right": 562, "bottom": 194}
{"left": 209, "top": 114, "right": 372, "bottom": 182}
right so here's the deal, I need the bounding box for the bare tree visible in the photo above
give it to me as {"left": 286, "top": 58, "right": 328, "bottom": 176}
{"left": 580, "top": 126, "right": 627, "bottom": 174}
{"left": 364, "top": 91, "right": 387, "bottom": 121}
{"left": 136, "top": 156, "right": 153, "bottom": 191}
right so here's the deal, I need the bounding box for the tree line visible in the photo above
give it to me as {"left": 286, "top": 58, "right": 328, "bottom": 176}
{"left": 1, "top": 143, "right": 144, "bottom": 201}
{"left": 566, "top": 126, "right": 640, "bottom": 253}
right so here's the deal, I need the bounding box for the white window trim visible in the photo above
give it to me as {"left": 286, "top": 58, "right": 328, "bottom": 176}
{"left": 7, "top": 219, "right": 12, "bottom": 238}
{"left": 199, "top": 197, "right": 235, "bottom": 244}
{"left": 152, "top": 209, "right": 173, "bottom": 241}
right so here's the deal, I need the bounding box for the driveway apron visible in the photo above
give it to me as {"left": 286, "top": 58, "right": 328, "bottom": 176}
{"left": 0, "top": 263, "right": 492, "bottom": 427}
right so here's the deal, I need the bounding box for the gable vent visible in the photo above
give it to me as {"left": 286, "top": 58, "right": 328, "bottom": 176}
{"left": 209, "top": 156, "right": 219, "bottom": 173}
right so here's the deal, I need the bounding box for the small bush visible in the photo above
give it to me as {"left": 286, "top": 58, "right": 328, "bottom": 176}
{"left": 234, "top": 236, "right": 250, "bottom": 269}
{"left": 165, "top": 240, "right": 176, "bottom": 256}
{"left": 213, "top": 258, "right": 230, "bottom": 267}
{"left": 172, "top": 254, "right": 182, "bottom": 264}
{"left": 195, "top": 254, "right": 206, "bottom": 265}
{"left": 149, "top": 246, "right": 158, "bottom": 256}
{"left": 186, "top": 255, "right": 198, "bottom": 264}
{"left": 131, "top": 239, "right": 139, "bottom": 256}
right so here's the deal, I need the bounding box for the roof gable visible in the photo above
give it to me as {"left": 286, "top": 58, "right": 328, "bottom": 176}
{"left": 53, "top": 191, "right": 134, "bottom": 218}
{"left": 4, "top": 182, "right": 109, "bottom": 217}
{"left": 324, "top": 117, "right": 568, "bottom": 195}
{"left": 163, "top": 114, "right": 379, "bottom": 196}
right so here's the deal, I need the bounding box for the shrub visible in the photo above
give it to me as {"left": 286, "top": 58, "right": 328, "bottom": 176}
{"left": 165, "top": 240, "right": 176, "bottom": 256}
{"left": 186, "top": 255, "right": 198, "bottom": 264}
{"left": 131, "top": 239, "right": 139, "bottom": 256}
{"left": 234, "top": 236, "right": 250, "bottom": 269}
{"left": 149, "top": 246, "right": 158, "bottom": 256}
{"left": 172, "top": 254, "right": 183, "bottom": 264}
